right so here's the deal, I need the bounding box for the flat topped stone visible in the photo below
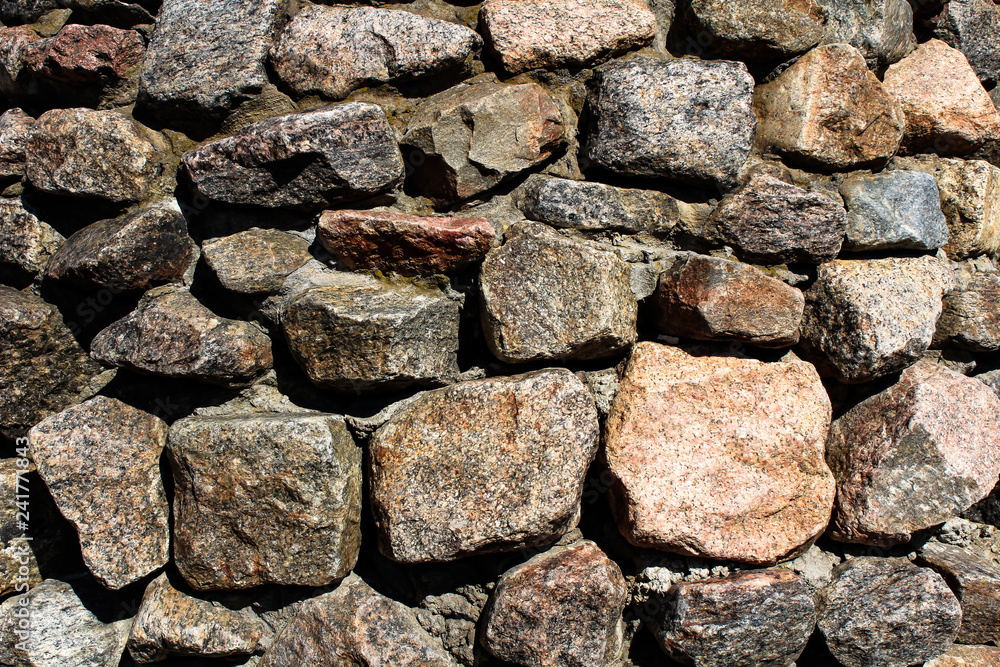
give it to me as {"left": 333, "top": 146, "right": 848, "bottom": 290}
{"left": 201, "top": 228, "right": 312, "bottom": 296}
{"left": 840, "top": 169, "right": 949, "bottom": 251}
{"left": 684, "top": 0, "right": 826, "bottom": 60}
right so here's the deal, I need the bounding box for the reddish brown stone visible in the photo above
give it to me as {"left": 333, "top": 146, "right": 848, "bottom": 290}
{"left": 926, "top": 645, "right": 1000, "bottom": 667}
{"left": 317, "top": 210, "right": 495, "bottom": 276}
{"left": 0, "top": 108, "right": 33, "bottom": 179}
{"left": 28, "top": 24, "right": 144, "bottom": 85}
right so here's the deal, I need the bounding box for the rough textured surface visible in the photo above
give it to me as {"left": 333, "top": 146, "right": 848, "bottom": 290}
{"left": 932, "top": 0, "right": 1000, "bottom": 88}
{"left": 482, "top": 540, "right": 627, "bottom": 667}
{"left": 317, "top": 210, "right": 495, "bottom": 276}
{"left": 817, "top": 0, "right": 915, "bottom": 69}
{"left": 840, "top": 169, "right": 949, "bottom": 251}
{"left": 684, "top": 0, "right": 825, "bottom": 60}
{"left": 0, "top": 108, "right": 34, "bottom": 178}
{"left": 28, "top": 397, "right": 169, "bottom": 590}
{"left": 271, "top": 4, "right": 480, "bottom": 100}
{"left": 182, "top": 104, "right": 404, "bottom": 211}
{"left": 926, "top": 645, "right": 1000, "bottom": 667}
{"left": 817, "top": 558, "right": 962, "bottom": 667}
{"left": 91, "top": 287, "right": 273, "bottom": 387}
{"left": 168, "top": 412, "right": 362, "bottom": 590}
{"left": 402, "top": 81, "right": 565, "bottom": 204}
{"left": 919, "top": 542, "right": 1000, "bottom": 645}
{"left": 0, "top": 197, "right": 64, "bottom": 278}
{"left": 800, "top": 256, "right": 955, "bottom": 382}
{"left": 652, "top": 253, "right": 804, "bottom": 347}
{"left": 827, "top": 361, "right": 1000, "bottom": 545}
{"left": 936, "top": 269, "right": 1000, "bottom": 351}
{"left": 201, "top": 228, "right": 312, "bottom": 296}
{"left": 479, "top": 222, "right": 636, "bottom": 363}
{"left": 370, "top": 369, "right": 598, "bottom": 563}
{"left": 480, "top": 0, "right": 656, "bottom": 74}
{"left": 754, "top": 44, "right": 905, "bottom": 170}
{"left": 651, "top": 569, "right": 817, "bottom": 667}
{"left": 585, "top": 58, "right": 756, "bottom": 187}
{"left": 605, "top": 342, "right": 835, "bottom": 565}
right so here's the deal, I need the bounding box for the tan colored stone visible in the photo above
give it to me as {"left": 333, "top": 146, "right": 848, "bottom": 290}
{"left": 925, "top": 645, "right": 1000, "bottom": 667}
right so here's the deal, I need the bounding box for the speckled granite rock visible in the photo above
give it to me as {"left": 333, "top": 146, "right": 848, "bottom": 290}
{"left": 138, "top": 0, "right": 283, "bottom": 121}
{"left": 182, "top": 104, "right": 404, "bottom": 211}
{"left": 827, "top": 361, "right": 1000, "bottom": 545}
{"left": 127, "top": 573, "right": 271, "bottom": 663}
{"left": 0, "top": 197, "right": 64, "bottom": 278}
{"left": 25, "top": 107, "right": 167, "bottom": 203}
{"left": 840, "top": 170, "right": 949, "bottom": 251}
{"left": 402, "top": 81, "right": 564, "bottom": 204}
{"left": 683, "top": 0, "right": 825, "bottom": 60}
{"left": 482, "top": 540, "right": 627, "bottom": 667}
{"left": 370, "top": 369, "right": 598, "bottom": 563}
{"left": 91, "top": 287, "right": 273, "bottom": 387}
{"left": 271, "top": 4, "right": 480, "bottom": 100}
{"left": 479, "top": 222, "right": 636, "bottom": 363}
{"left": 652, "top": 253, "right": 804, "bottom": 347}
{"left": 0, "top": 108, "right": 34, "bottom": 178}
{"left": 585, "top": 58, "right": 756, "bottom": 187}
{"left": 800, "top": 256, "right": 955, "bottom": 382}
{"left": 932, "top": 0, "right": 1000, "bottom": 88}
{"left": 479, "top": 0, "right": 655, "bottom": 74}
{"left": 919, "top": 542, "right": 1000, "bottom": 645}
{"left": 704, "top": 172, "right": 847, "bottom": 264}
{"left": 317, "top": 210, "right": 495, "bottom": 276}
{"left": 651, "top": 569, "right": 817, "bottom": 667}
{"left": 0, "top": 286, "right": 104, "bottom": 438}
{"left": 201, "top": 228, "right": 311, "bottom": 296}
{"left": 260, "top": 574, "right": 456, "bottom": 667}
{"left": 28, "top": 397, "right": 168, "bottom": 589}
{"left": 168, "top": 412, "right": 362, "bottom": 590}
{"left": 884, "top": 39, "right": 1000, "bottom": 155}
{"left": 605, "top": 342, "right": 835, "bottom": 565}
{"left": 817, "top": 0, "right": 915, "bottom": 68}
{"left": 926, "top": 645, "right": 1000, "bottom": 667}
{"left": 754, "top": 44, "right": 905, "bottom": 170}
{"left": 817, "top": 558, "right": 961, "bottom": 667}
{"left": 936, "top": 270, "right": 1000, "bottom": 351}
{"left": 0, "top": 26, "right": 45, "bottom": 98}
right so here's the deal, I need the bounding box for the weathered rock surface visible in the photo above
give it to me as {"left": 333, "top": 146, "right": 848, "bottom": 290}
{"left": 800, "top": 256, "right": 955, "bottom": 382}
{"left": 271, "top": 4, "right": 480, "bottom": 100}
{"left": 0, "top": 197, "right": 64, "bottom": 278}
{"left": 201, "top": 228, "right": 311, "bottom": 296}
{"left": 754, "top": 44, "right": 905, "bottom": 170}
{"left": 138, "top": 0, "right": 283, "bottom": 121}
{"left": 884, "top": 39, "right": 1000, "bottom": 155}
{"left": 932, "top": 0, "right": 1000, "bottom": 87}
{"left": 0, "top": 108, "right": 34, "bottom": 178}
{"left": 482, "top": 540, "right": 627, "bottom": 667}
{"left": 605, "top": 342, "right": 836, "bottom": 565}
{"left": 168, "top": 412, "right": 362, "bottom": 590}
{"left": 0, "top": 460, "right": 41, "bottom": 597}
{"left": 182, "top": 104, "right": 404, "bottom": 211}
{"left": 926, "top": 645, "right": 1000, "bottom": 667}
{"left": 704, "top": 172, "right": 847, "bottom": 263}
{"left": 919, "top": 542, "right": 1000, "bottom": 645}
{"left": 26, "top": 107, "right": 166, "bottom": 203}
{"left": 402, "top": 81, "right": 564, "bottom": 204}
{"left": 936, "top": 269, "right": 1000, "bottom": 351}
{"left": 651, "top": 569, "right": 817, "bottom": 667}
{"left": 683, "top": 0, "right": 825, "bottom": 60}
{"left": 840, "top": 169, "right": 949, "bottom": 251}
{"left": 817, "top": 0, "right": 915, "bottom": 68}
{"left": 0, "top": 286, "right": 104, "bottom": 438}
{"left": 127, "top": 573, "right": 271, "bottom": 662}
{"left": 817, "top": 558, "right": 961, "bottom": 667}
{"left": 479, "top": 223, "right": 636, "bottom": 363}
{"left": 0, "top": 26, "right": 43, "bottom": 100}
{"left": 827, "top": 361, "right": 1000, "bottom": 545}
{"left": 317, "top": 210, "right": 495, "bottom": 276}
{"left": 0, "top": 0, "right": 153, "bottom": 27}
{"left": 585, "top": 58, "right": 756, "bottom": 187}
{"left": 91, "top": 287, "right": 273, "bottom": 387}
{"left": 370, "top": 369, "right": 598, "bottom": 563}
{"left": 260, "top": 574, "right": 456, "bottom": 667}
{"left": 479, "top": 0, "right": 656, "bottom": 74}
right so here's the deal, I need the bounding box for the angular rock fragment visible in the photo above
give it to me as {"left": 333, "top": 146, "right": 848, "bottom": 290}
{"left": 0, "top": 460, "right": 41, "bottom": 596}
{"left": 479, "top": 223, "right": 636, "bottom": 363}
{"left": 317, "top": 210, "right": 495, "bottom": 276}
{"left": 370, "top": 369, "right": 598, "bottom": 563}
{"left": 683, "top": 0, "right": 825, "bottom": 60}
{"left": 605, "top": 342, "right": 836, "bottom": 565}
{"left": 0, "top": 107, "right": 34, "bottom": 179}
{"left": 585, "top": 58, "right": 756, "bottom": 187}
{"left": 754, "top": 44, "right": 905, "bottom": 170}
{"left": 919, "top": 542, "right": 1000, "bottom": 645}
{"left": 182, "top": 104, "right": 404, "bottom": 211}
{"left": 482, "top": 540, "right": 627, "bottom": 667}
{"left": 827, "top": 361, "right": 1000, "bottom": 545}
{"left": 817, "top": 0, "right": 915, "bottom": 68}
{"left": 840, "top": 169, "right": 949, "bottom": 251}
{"left": 260, "top": 574, "right": 456, "bottom": 667}
{"left": 817, "top": 558, "right": 961, "bottom": 667}
{"left": 652, "top": 253, "right": 804, "bottom": 347}
{"left": 936, "top": 269, "right": 1000, "bottom": 351}
{"left": 25, "top": 107, "right": 166, "bottom": 203}
{"left": 800, "top": 256, "right": 955, "bottom": 382}
{"left": 0, "top": 26, "right": 44, "bottom": 99}
{"left": 28, "top": 397, "right": 169, "bottom": 589}
{"left": 0, "top": 197, "right": 64, "bottom": 278}
{"left": 0, "top": 286, "right": 104, "bottom": 438}
{"left": 138, "top": 0, "right": 282, "bottom": 121}
{"left": 704, "top": 172, "right": 847, "bottom": 264}
{"left": 201, "top": 228, "right": 312, "bottom": 296}
{"left": 884, "top": 39, "right": 1000, "bottom": 155}
{"left": 168, "top": 412, "right": 362, "bottom": 590}
{"left": 91, "top": 287, "right": 273, "bottom": 387}
{"left": 651, "top": 569, "right": 817, "bottom": 667}
{"left": 271, "top": 5, "right": 480, "bottom": 100}
{"left": 479, "top": 0, "right": 656, "bottom": 74}
{"left": 402, "top": 81, "right": 564, "bottom": 204}
{"left": 932, "top": 0, "right": 1000, "bottom": 88}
